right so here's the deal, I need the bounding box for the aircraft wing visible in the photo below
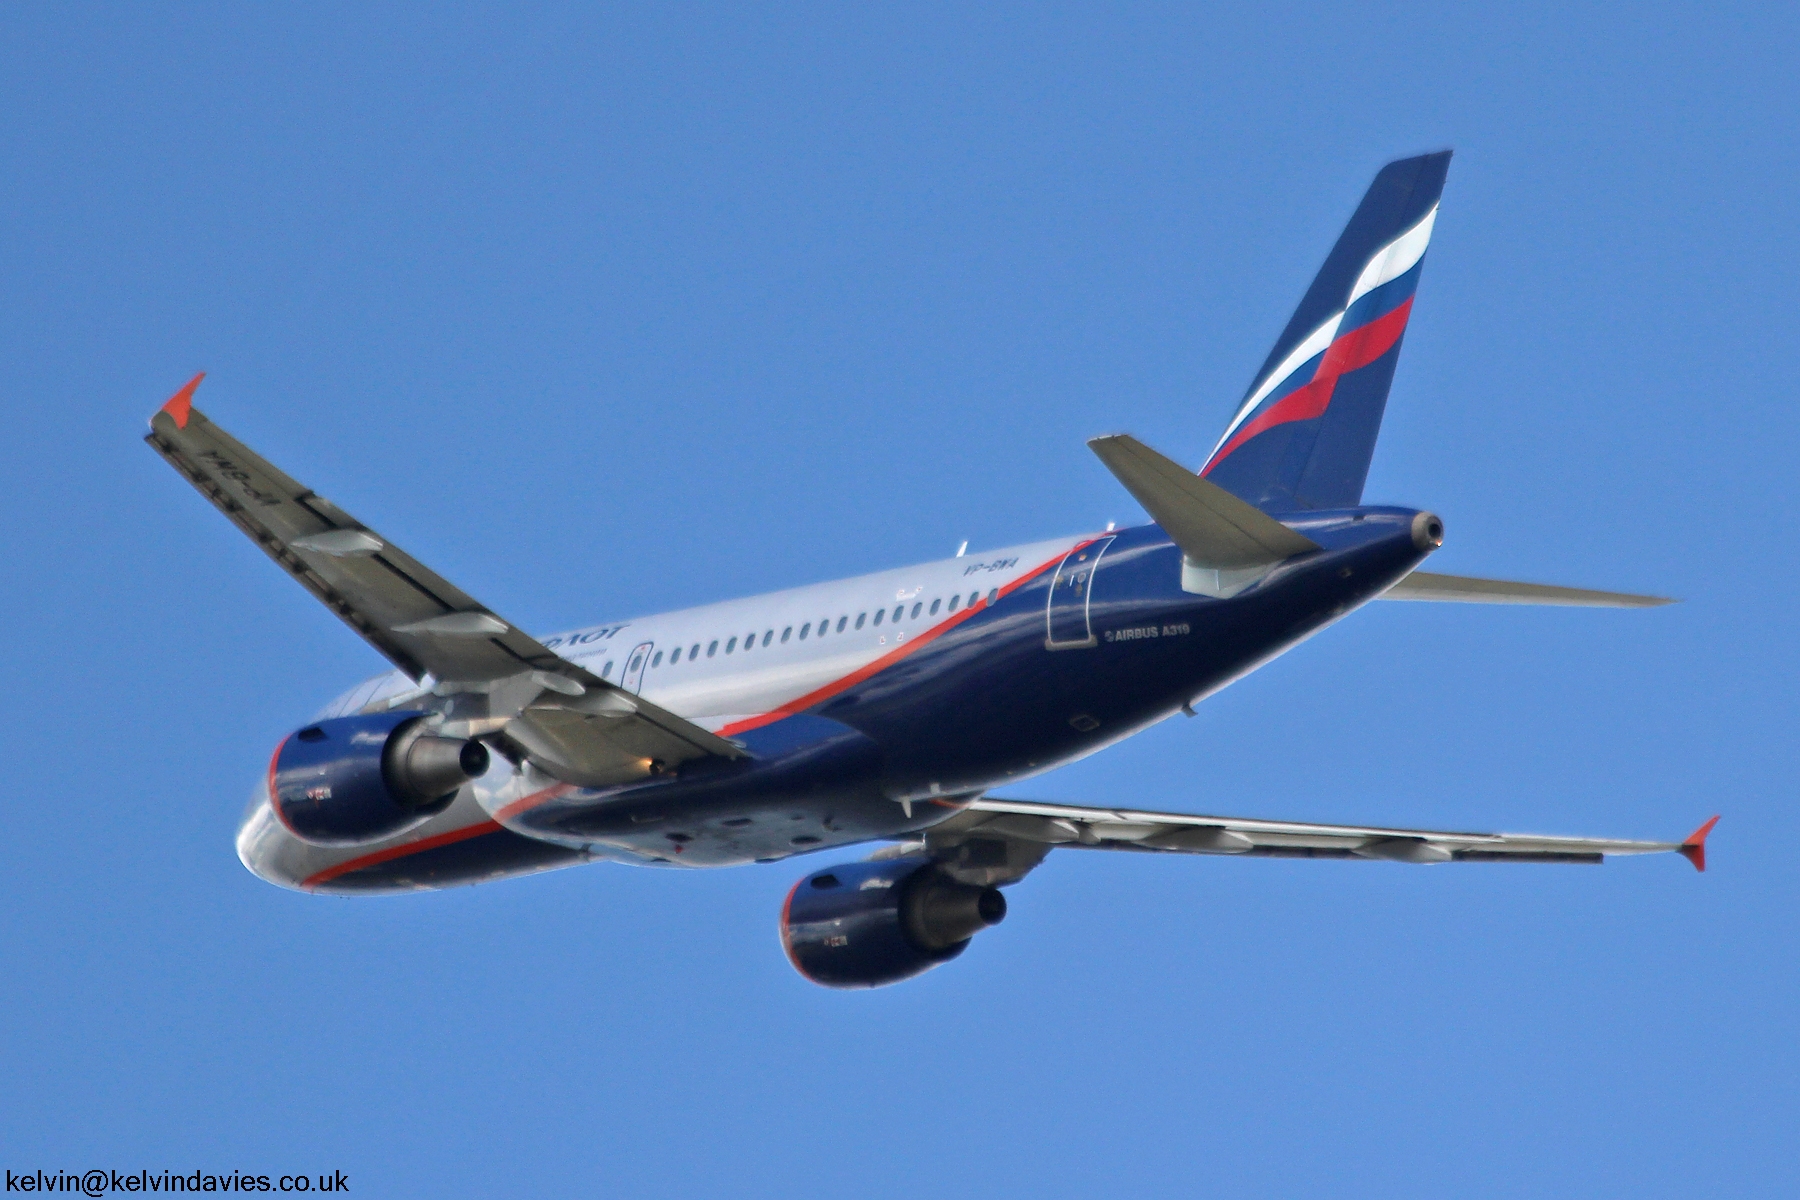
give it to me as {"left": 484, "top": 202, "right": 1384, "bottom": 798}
{"left": 1382, "top": 570, "right": 1673, "bottom": 607}
{"left": 918, "top": 795, "right": 1717, "bottom": 886}
{"left": 144, "top": 375, "right": 745, "bottom": 784}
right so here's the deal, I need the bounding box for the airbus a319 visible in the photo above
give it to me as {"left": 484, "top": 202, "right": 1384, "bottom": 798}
{"left": 148, "top": 151, "right": 1714, "bottom": 988}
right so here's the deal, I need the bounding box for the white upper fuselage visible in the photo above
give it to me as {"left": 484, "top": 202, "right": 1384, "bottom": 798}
{"left": 317, "top": 533, "right": 1099, "bottom": 737}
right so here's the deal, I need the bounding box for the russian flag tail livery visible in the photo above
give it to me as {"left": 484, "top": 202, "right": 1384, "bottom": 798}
{"left": 1202, "top": 151, "right": 1452, "bottom": 512}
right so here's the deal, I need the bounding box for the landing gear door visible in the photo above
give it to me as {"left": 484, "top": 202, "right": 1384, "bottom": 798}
{"left": 1044, "top": 536, "right": 1115, "bottom": 650}
{"left": 621, "top": 641, "right": 654, "bottom": 693}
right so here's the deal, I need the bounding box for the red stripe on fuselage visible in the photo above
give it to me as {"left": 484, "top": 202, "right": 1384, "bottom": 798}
{"left": 1202, "top": 296, "right": 1414, "bottom": 475}
{"left": 492, "top": 783, "right": 575, "bottom": 823}
{"left": 716, "top": 539, "right": 1097, "bottom": 739}
{"left": 295, "top": 541, "right": 1093, "bottom": 880}
{"left": 298, "top": 783, "right": 573, "bottom": 887}
{"left": 300, "top": 819, "right": 504, "bottom": 889}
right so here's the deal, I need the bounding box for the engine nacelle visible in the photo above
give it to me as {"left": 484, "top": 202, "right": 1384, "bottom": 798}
{"left": 269, "top": 711, "right": 490, "bottom": 847}
{"left": 780, "top": 856, "right": 1007, "bottom": 988}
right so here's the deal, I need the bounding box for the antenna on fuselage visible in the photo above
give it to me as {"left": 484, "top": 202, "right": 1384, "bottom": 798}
{"left": 955, "top": 540, "right": 968, "bottom": 558}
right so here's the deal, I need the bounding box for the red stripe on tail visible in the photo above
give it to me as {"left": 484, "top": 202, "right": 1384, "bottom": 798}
{"left": 1203, "top": 297, "right": 1414, "bottom": 476}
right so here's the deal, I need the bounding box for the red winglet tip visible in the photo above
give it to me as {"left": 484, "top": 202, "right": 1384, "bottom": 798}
{"left": 158, "top": 372, "right": 205, "bottom": 429}
{"left": 1678, "top": 815, "right": 1720, "bottom": 873}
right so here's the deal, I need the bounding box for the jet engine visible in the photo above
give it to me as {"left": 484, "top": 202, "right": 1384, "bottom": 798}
{"left": 780, "top": 856, "right": 1007, "bottom": 988}
{"left": 269, "top": 711, "right": 489, "bottom": 847}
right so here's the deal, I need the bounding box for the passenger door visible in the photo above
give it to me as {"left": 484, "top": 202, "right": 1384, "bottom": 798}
{"left": 1044, "top": 537, "right": 1114, "bottom": 650}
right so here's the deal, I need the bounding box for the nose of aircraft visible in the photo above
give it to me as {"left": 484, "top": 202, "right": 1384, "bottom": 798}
{"left": 236, "top": 783, "right": 313, "bottom": 892}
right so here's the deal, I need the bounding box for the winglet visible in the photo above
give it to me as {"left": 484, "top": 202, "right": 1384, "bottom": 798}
{"left": 157, "top": 372, "right": 205, "bottom": 430}
{"left": 1678, "top": 815, "right": 1720, "bottom": 873}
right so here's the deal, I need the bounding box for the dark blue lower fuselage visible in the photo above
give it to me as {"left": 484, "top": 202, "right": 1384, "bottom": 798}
{"left": 320, "top": 506, "right": 1429, "bottom": 890}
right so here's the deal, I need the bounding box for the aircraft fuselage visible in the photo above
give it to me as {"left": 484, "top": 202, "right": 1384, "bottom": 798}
{"left": 237, "top": 505, "right": 1431, "bottom": 892}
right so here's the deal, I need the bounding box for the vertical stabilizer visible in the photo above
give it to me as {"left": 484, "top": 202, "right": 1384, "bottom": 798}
{"left": 1202, "top": 152, "right": 1451, "bottom": 511}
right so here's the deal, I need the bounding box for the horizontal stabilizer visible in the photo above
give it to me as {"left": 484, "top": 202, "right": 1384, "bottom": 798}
{"left": 1382, "top": 571, "right": 1674, "bottom": 608}
{"left": 1088, "top": 434, "right": 1320, "bottom": 570}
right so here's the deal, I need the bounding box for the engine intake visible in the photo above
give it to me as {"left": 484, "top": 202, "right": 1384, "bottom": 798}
{"left": 781, "top": 857, "right": 1007, "bottom": 988}
{"left": 269, "top": 711, "right": 489, "bottom": 847}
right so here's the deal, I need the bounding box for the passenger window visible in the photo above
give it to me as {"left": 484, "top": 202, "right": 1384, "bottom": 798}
{"left": 691, "top": 643, "right": 701, "bottom": 659}
{"left": 603, "top": 661, "right": 615, "bottom": 677}
{"left": 837, "top": 616, "right": 847, "bottom": 632}
{"left": 969, "top": 591, "right": 980, "bottom": 608}
{"left": 799, "top": 623, "right": 810, "bottom": 639}
{"left": 855, "top": 613, "right": 866, "bottom": 629}
{"left": 910, "top": 602, "right": 921, "bottom": 619}
{"left": 948, "top": 594, "right": 960, "bottom": 612}
{"left": 781, "top": 627, "right": 792, "bottom": 643}
{"left": 629, "top": 653, "right": 643, "bottom": 672}
{"left": 707, "top": 640, "right": 719, "bottom": 657}
{"left": 762, "top": 630, "right": 773, "bottom": 647}
{"left": 652, "top": 651, "right": 664, "bottom": 667}
{"left": 987, "top": 589, "right": 998, "bottom": 605}
{"left": 873, "top": 609, "right": 885, "bottom": 626}
{"left": 669, "top": 647, "right": 681, "bottom": 663}
{"left": 930, "top": 598, "right": 940, "bottom": 615}
{"left": 727, "top": 637, "right": 737, "bottom": 653}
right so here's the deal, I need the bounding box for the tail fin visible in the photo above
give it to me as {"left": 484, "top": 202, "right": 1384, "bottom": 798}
{"left": 1201, "top": 151, "right": 1451, "bottom": 511}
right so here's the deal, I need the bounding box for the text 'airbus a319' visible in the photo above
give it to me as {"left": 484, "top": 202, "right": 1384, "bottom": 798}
{"left": 148, "top": 150, "right": 1714, "bottom": 988}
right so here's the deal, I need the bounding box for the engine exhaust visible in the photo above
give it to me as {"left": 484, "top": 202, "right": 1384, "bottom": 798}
{"left": 902, "top": 872, "right": 1008, "bottom": 952}
{"left": 383, "top": 720, "right": 490, "bottom": 808}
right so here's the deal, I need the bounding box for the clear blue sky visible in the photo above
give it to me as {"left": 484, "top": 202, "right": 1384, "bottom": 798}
{"left": 2, "top": 4, "right": 1794, "bottom": 1196}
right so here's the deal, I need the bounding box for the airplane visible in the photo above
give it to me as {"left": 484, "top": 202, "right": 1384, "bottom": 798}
{"left": 147, "top": 150, "right": 1716, "bottom": 989}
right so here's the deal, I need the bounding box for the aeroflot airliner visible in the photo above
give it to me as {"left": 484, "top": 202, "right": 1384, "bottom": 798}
{"left": 148, "top": 151, "right": 1714, "bottom": 988}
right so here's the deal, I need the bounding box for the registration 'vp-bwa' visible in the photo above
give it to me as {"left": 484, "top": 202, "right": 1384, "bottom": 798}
{"left": 149, "top": 152, "right": 1712, "bottom": 987}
